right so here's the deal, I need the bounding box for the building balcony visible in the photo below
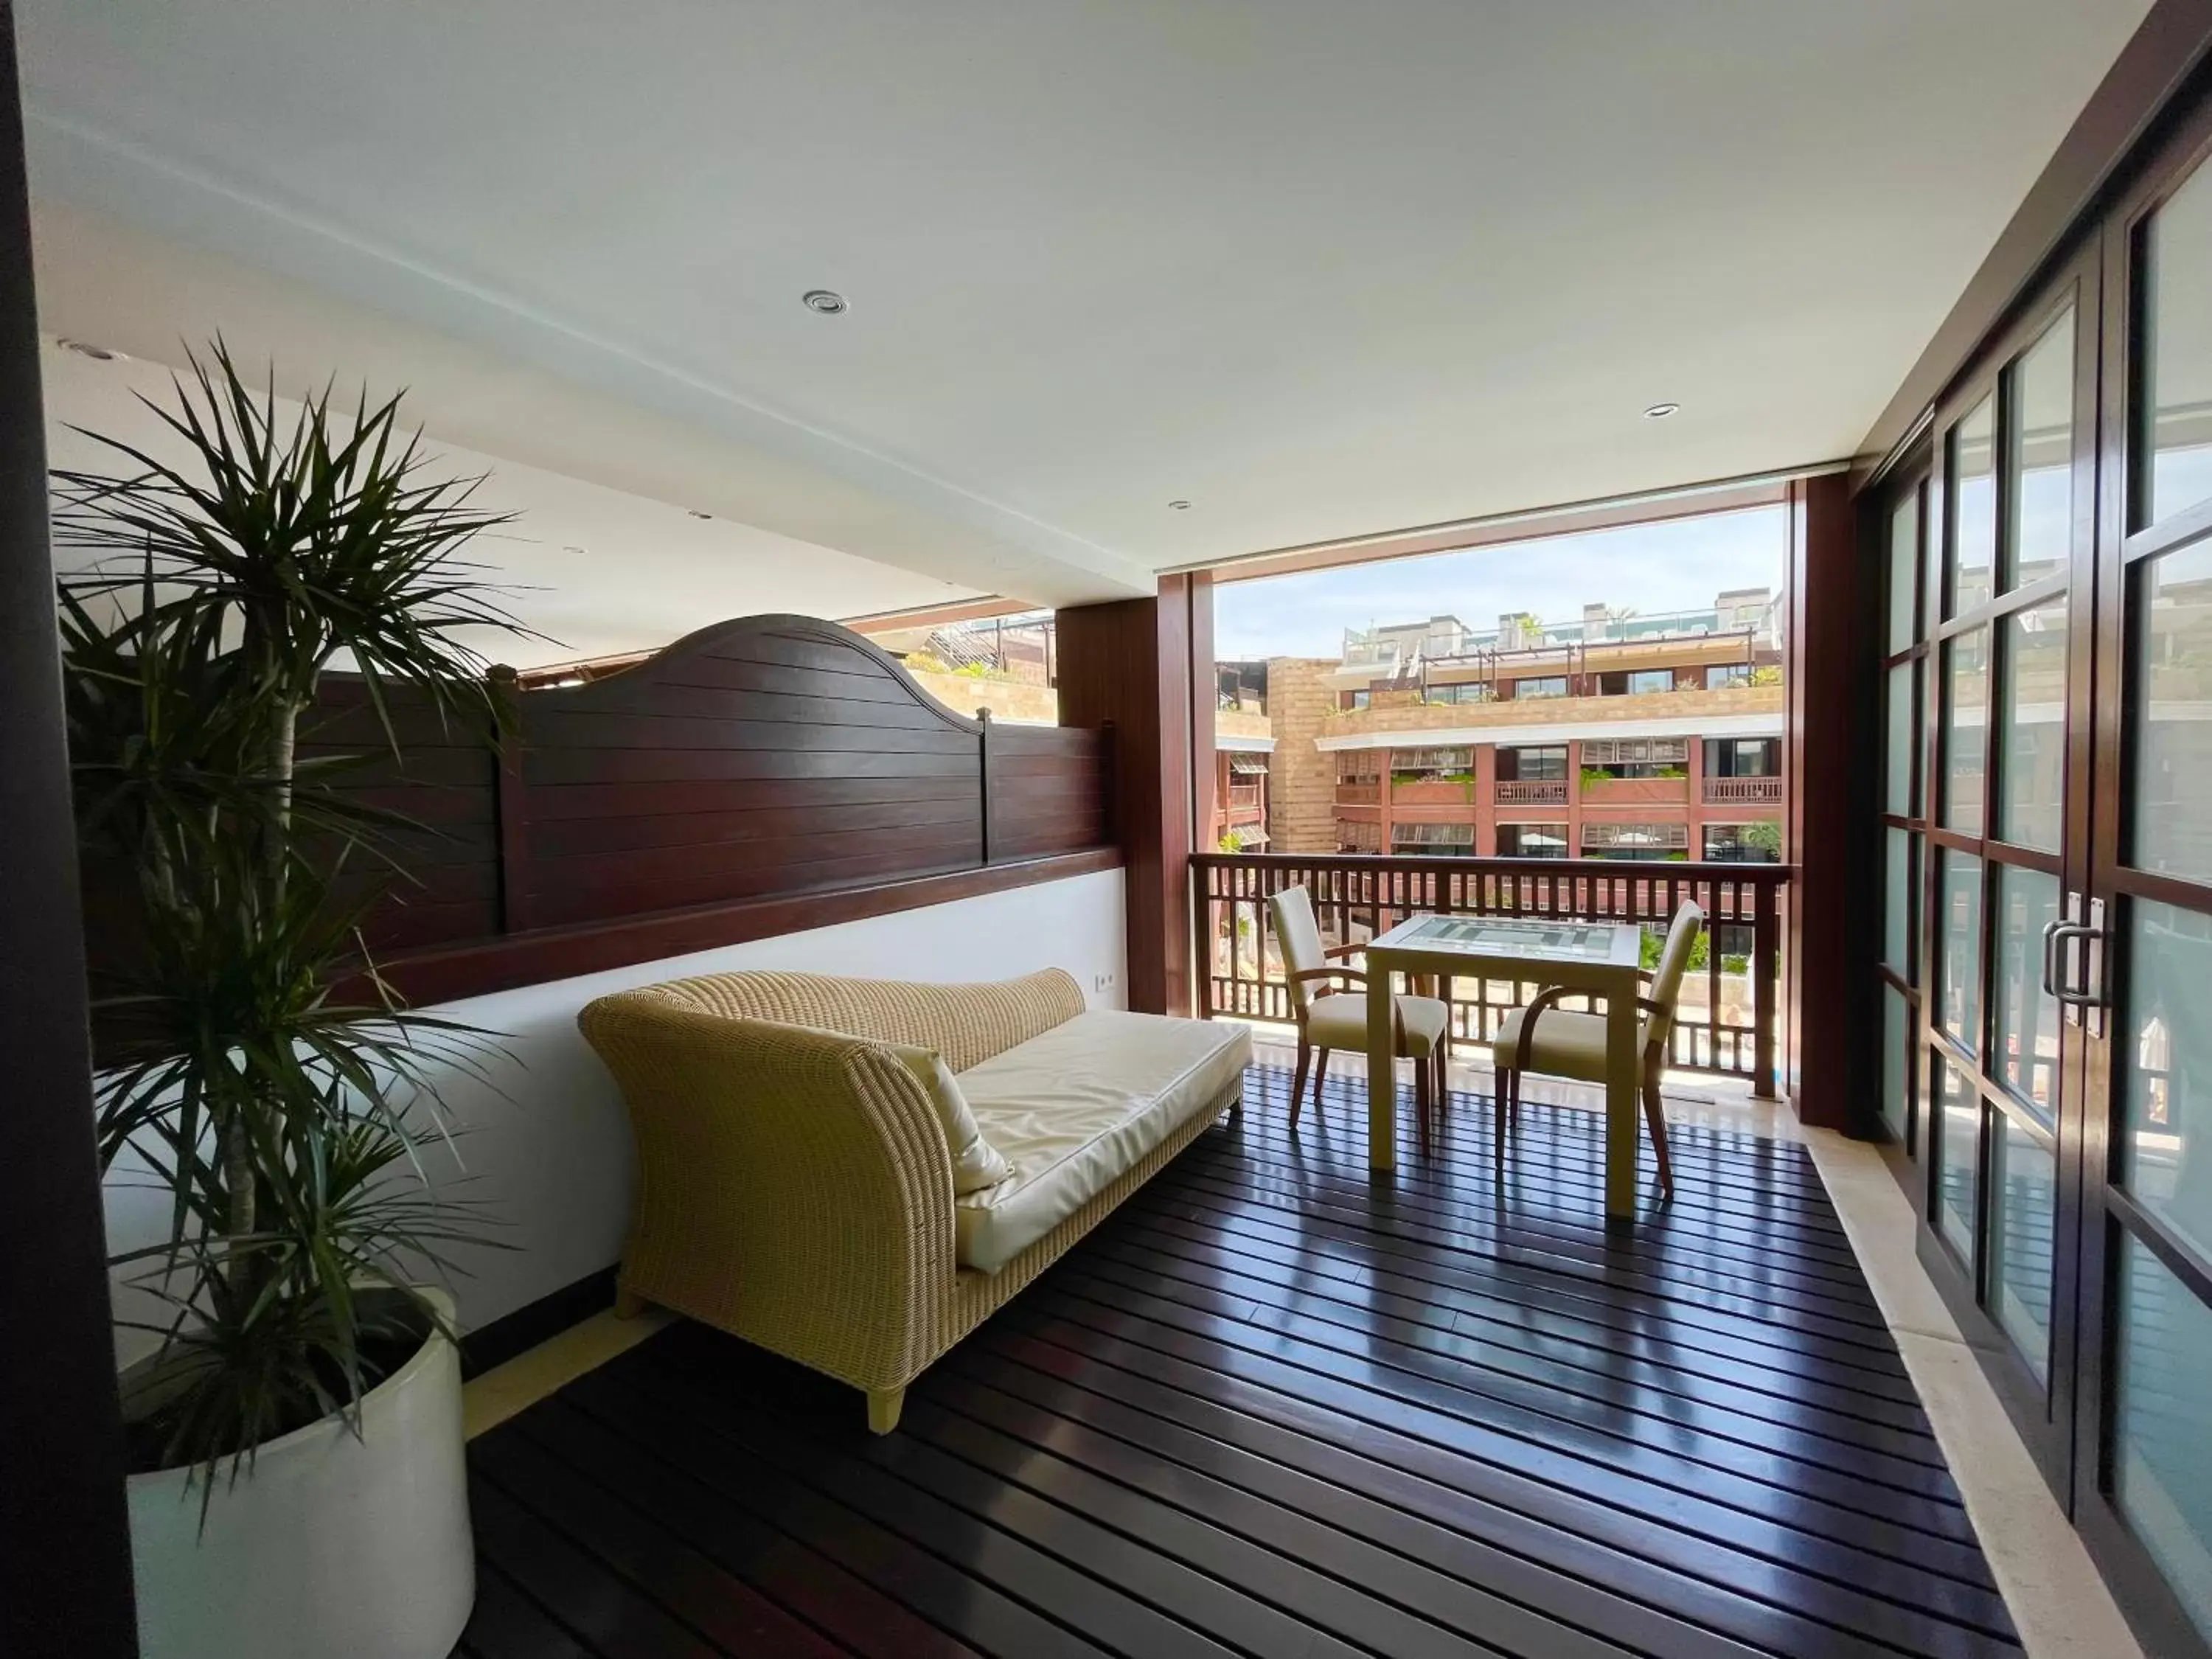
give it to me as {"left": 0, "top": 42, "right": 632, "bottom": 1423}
{"left": 1389, "top": 776, "right": 1477, "bottom": 805}
{"left": 1579, "top": 773, "right": 1690, "bottom": 806}
{"left": 1225, "top": 784, "right": 1265, "bottom": 820}
{"left": 1333, "top": 780, "right": 1381, "bottom": 805}
{"left": 1704, "top": 774, "right": 1784, "bottom": 804}
{"left": 1320, "top": 681, "right": 1783, "bottom": 742}
{"left": 1493, "top": 778, "right": 1569, "bottom": 805}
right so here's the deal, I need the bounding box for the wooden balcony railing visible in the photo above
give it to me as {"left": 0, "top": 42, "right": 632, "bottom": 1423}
{"left": 1192, "top": 852, "right": 1787, "bottom": 1095}
{"left": 1334, "top": 782, "right": 1382, "bottom": 804}
{"left": 1227, "top": 783, "right": 1263, "bottom": 815}
{"left": 1493, "top": 779, "right": 1568, "bottom": 804}
{"left": 1703, "top": 775, "right": 1785, "bottom": 804}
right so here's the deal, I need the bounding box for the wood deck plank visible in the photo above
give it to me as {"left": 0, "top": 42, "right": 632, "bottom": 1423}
{"left": 459, "top": 1066, "right": 2025, "bottom": 1659}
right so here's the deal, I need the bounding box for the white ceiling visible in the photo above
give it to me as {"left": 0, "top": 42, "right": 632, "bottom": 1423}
{"left": 19, "top": 0, "right": 2150, "bottom": 625}
{"left": 39, "top": 341, "right": 975, "bottom": 667}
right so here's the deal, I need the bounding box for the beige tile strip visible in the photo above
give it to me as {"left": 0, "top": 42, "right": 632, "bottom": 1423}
{"left": 1804, "top": 1130, "right": 2143, "bottom": 1659}
{"left": 463, "top": 1307, "right": 672, "bottom": 1439}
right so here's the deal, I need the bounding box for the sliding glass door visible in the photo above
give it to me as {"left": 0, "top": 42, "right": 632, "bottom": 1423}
{"left": 2073, "top": 116, "right": 2212, "bottom": 1658}
{"left": 1874, "top": 102, "right": 2212, "bottom": 1659}
{"left": 1879, "top": 246, "right": 2098, "bottom": 1492}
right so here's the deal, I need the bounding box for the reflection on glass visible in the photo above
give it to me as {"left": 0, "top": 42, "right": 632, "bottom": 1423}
{"left": 1935, "top": 1061, "right": 1978, "bottom": 1260}
{"left": 1943, "top": 630, "right": 1989, "bottom": 832}
{"left": 1884, "top": 828, "right": 1913, "bottom": 976}
{"left": 2111, "top": 1234, "right": 2212, "bottom": 1643}
{"left": 2122, "top": 901, "right": 2212, "bottom": 1265}
{"left": 2006, "top": 310, "right": 2074, "bottom": 591}
{"left": 1889, "top": 493, "right": 1921, "bottom": 653}
{"left": 1950, "top": 397, "right": 1997, "bottom": 616}
{"left": 2142, "top": 159, "right": 2212, "bottom": 528}
{"left": 1881, "top": 984, "right": 1911, "bottom": 1144}
{"left": 1997, "top": 599, "right": 2066, "bottom": 850}
{"left": 1938, "top": 851, "right": 1983, "bottom": 1057}
{"left": 2132, "top": 542, "right": 2212, "bottom": 881}
{"left": 1988, "top": 1112, "right": 2055, "bottom": 1382}
{"left": 1994, "top": 866, "right": 2061, "bottom": 1116}
{"left": 1886, "top": 662, "right": 1917, "bottom": 817}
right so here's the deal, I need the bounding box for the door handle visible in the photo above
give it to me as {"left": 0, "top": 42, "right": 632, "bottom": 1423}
{"left": 2039, "top": 921, "right": 2060, "bottom": 997}
{"left": 2046, "top": 923, "right": 2097, "bottom": 1005}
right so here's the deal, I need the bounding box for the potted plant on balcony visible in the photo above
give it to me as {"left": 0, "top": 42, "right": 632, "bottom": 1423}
{"left": 56, "top": 344, "right": 532, "bottom": 1659}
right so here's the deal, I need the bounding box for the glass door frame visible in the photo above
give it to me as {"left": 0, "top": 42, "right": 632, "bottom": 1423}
{"left": 1907, "top": 241, "right": 2101, "bottom": 1500}
{"left": 2071, "top": 93, "right": 2212, "bottom": 1659}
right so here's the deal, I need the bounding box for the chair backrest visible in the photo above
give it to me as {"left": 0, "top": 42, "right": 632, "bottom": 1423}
{"left": 1267, "top": 884, "right": 1329, "bottom": 1015}
{"left": 1641, "top": 900, "right": 1705, "bottom": 1058}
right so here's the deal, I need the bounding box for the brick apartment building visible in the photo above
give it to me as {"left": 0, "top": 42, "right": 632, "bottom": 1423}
{"left": 1260, "top": 589, "right": 1786, "bottom": 861}
{"left": 881, "top": 594, "right": 1786, "bottom": 866}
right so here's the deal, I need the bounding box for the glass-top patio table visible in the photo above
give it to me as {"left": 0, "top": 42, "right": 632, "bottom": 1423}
{"left": 1362, "top": 912, "right": 1646, "bottom": 1222}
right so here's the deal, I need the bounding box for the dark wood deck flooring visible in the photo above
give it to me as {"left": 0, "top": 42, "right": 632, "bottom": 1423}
{"left": 457, "top": 1065, "right": 2020, "bottom": 1659}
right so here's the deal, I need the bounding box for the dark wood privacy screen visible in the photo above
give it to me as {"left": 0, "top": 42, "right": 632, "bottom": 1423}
{"left": 291, "top": 613, "right": 1115, "bottom": 1003}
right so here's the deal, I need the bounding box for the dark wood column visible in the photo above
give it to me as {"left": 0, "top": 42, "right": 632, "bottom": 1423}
{"left": 1057, "top": 576, "right": 1204, "bottom": 1015}
{"left": 1783, "top": 472, "right": 1876, "bottom": 1132}
{"left": 0, "top": 4, "right": 139, "bottom": 1653}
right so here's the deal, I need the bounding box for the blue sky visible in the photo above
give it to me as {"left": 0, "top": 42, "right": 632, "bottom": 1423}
{"left": 1214, "top": 505, "right": 1790, "bottom": 660}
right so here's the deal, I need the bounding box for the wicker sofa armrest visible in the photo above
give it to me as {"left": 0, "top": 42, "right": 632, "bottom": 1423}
{"left": 577, "top": 994, "right": 958, "bottom": 1391}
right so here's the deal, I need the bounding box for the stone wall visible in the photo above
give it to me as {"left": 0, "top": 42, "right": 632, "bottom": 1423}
{"left": 907, "top": 667, "right": 1060, "bottom": 725}
{"left": 1265, "top": 658, "right": 1345, "bottom": 853}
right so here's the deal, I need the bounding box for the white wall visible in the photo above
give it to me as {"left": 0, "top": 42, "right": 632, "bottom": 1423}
{"left": 104, "top": 868, "right": 1125, "bottom": 1348}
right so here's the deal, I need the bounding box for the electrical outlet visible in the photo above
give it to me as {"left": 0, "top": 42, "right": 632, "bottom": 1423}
{"left": 1093, "top": 970, "right": 1118, "bottom": 992}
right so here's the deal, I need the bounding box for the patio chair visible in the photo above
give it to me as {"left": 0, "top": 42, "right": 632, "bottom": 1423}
{"left": 1267, "top": 883, "right": 1450, "bottom": 1127}
{"left": 1489, "top": 900, "right": 1703, "bottom": 1192}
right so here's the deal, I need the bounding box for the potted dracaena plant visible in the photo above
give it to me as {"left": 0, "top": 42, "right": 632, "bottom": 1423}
{"left": 55, "top": 342, "right": 538, "bottom": 1659}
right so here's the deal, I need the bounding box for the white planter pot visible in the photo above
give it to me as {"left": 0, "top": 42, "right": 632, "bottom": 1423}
{"left": 125, "top": 1290, "right": 474, "bottom": 1659}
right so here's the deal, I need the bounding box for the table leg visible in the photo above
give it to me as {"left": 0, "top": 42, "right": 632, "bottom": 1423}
{"left": 1367, "top": 964, "right": 1395, "bottom": 1172}
{"left": 1604, "top": 992, "right": 1638, "bottom": 1223}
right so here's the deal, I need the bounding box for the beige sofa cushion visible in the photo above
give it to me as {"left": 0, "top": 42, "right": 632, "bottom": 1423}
{"left": 890, "top": 1045, "right": 1012, "bottom": 1194}
{"left": 952, "top": 1011, "right": 1250, "bottom": 1273}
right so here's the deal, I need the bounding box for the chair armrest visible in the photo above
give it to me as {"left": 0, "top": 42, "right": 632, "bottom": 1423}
{"left": 1324, "top": 942, "right": 1366, "bottom": 960}
{"left": 1288, "top": 965, "right": 1368, "bottom": 988}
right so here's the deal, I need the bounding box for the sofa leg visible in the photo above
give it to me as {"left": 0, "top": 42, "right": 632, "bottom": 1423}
{"left": 866, "top": 1387, "right": 906, "bottom": 1436}
{"left": 613, "top": 1284, "right": 648, "bottom": 1319}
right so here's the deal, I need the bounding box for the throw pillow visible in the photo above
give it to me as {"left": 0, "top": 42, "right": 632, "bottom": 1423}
{"left": 891, "top": 1045, "right": 1013, "bottom": 1194}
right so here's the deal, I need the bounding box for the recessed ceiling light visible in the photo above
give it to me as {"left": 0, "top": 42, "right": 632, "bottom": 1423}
{"left": 688, "top": 509, "right": 713, "bottom": 521}
{"left": 562, "top": 544, "right": 588, "bottom": 555}
{"left": 58, "top": 338, "right": 119, "bottom": 361}
{"left": 1643, "top": 402, "right": 1681, "bottom": 420}
{"left": 801, "top": 289, "right": 849, "bottom": 316}
{"left": 1168, "top": 499, "right": 1192, "bottom": 511}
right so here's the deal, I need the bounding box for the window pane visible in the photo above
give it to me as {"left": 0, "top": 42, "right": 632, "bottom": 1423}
{"left": 2006, "top": 310, "right": 2074, "bottom": 591}
{"left": 1888, "top": 493, "right": 1921, "bottom": 653}
{"left": 1935, "top": 1060, "right": 1978, "bottom": 1260}
{"left": 1996, "top": 597, "right": 2066, "bottom": 850}
{"left": 1937, "top": 851, "right": 1983, "bottom": 1057}
{"left": 1994, "top": 865, "right": 2061, "bottom": 1118}
{"left": 1988, "top": 1113, "right": 2055, "bottom": 1383}
{"left": 1942, "top": 629, "right": 1989, "bottom": 832}
{"left": 2111, "top": 1233, "right": 2212, "bottom": 1643}
{"left": 1883, "top": 827, "right": 1914, "bottom": 977}
{"left": 1950, "top": 397, "right": 1997, "bottom": 616}
{"left": 2142, "top": 157, "right": 2212, "bottom": 527}
{"left": 1880, "top": 983, "right": 1911, "bottom": 1144}
{"left": 2131, "top": 540, "right": 2212, "bottom": 881}
{"left": 1886, "top": 661, "right": 1917, "bottom": 817}
{"left": 2121, "top": 900, "right": 2212, "bottom": 1264}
